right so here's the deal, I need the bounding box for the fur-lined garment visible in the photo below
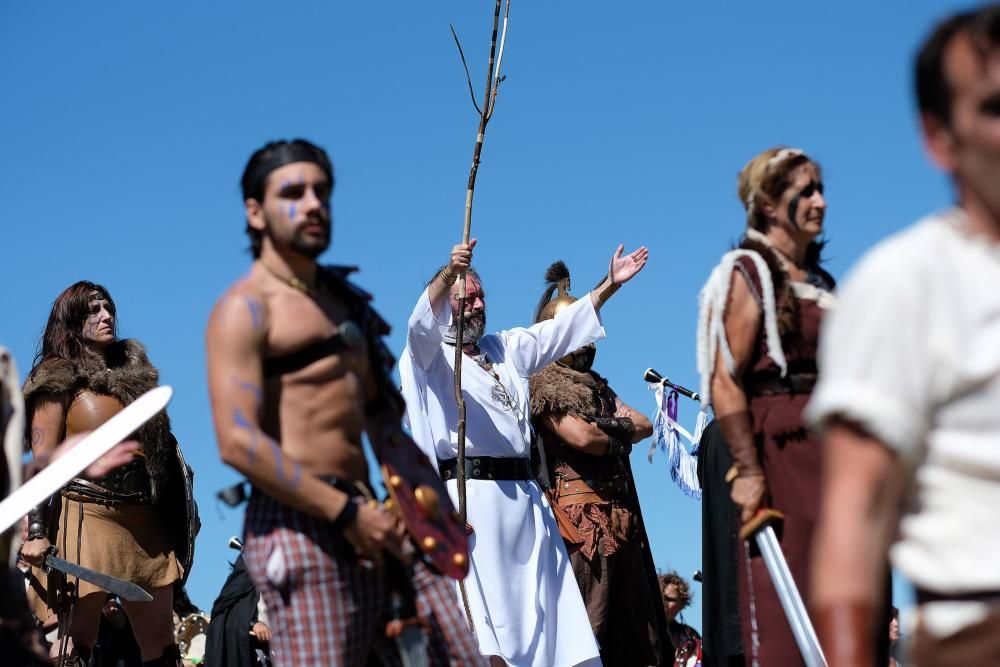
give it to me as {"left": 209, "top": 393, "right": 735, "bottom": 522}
{"left": 529, "top": 363, "right": 604, "bottom": 419}
{"left": 22, "top": 339, "right": 174, "bottom": 502}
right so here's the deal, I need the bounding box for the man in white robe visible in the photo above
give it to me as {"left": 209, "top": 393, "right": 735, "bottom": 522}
{"left": 400, "top": 239, "right": 648, "bottom": 667}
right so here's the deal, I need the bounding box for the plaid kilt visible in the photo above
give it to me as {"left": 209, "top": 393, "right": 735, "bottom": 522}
{"left": 243, "top": 491, "right": 483, "bottom": 667}
{"left": 243, "top": 491, "right": 385, "bottom": 667}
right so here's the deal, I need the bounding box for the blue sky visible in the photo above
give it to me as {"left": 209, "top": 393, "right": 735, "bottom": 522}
{"left": 2, "top": 1, "right": 971, "bottom": 628}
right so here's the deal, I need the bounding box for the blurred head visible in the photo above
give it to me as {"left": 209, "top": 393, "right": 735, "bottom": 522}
{"left": 241, "top": 139, "right": 334, "bottom": 260}
{"left": 738, "top": 147, "right": 826, "bottom": 244}
{"left": 36, "top": 281, "right": 117, "bottom": 363}
{"left": 889, "top": 606, "right": 900, "bottom": 643}
{"left": 659, "top": 571, "right": 692, "bottom": 623}
{"left": 917, "top": 6, "right": 1000, "bottom": 222}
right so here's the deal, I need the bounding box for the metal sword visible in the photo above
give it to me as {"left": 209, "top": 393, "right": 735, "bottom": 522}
{"left": 41, "top": 546, "right": 153, "bottom": 602}
{"left": 740, "top": 509, "right": 827, "bottom": 667}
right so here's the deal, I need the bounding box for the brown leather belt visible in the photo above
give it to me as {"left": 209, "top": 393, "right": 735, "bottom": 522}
{"left": 63, "top": 458, "right": 153, "bottom": 505}
{"left": 552, "top": 475, "right": 629, "bottom": 507}
{"left": 438, "top": 457, "right": 532, "bottom": 481}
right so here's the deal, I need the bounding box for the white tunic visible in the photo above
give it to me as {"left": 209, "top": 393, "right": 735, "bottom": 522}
{"left": 401, "top": 287, "right": 604, "bottom": 667}
{"left": 807, "top": 208, "right": 1000, "bottom": 597}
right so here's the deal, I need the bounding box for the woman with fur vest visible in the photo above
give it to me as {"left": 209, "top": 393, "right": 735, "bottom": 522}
{"left": 696, "top": 147, "right": 835, "bottom": 666}
{"left": 20, "top": 281, "right": 190, "bottom": 667}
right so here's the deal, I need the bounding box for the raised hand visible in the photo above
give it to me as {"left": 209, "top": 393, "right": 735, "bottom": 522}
{"left": 448, "top": 238, "right": 478, "bottom": 276}
{"left": 608, "top": 244, "right": 649, "bottom": 285}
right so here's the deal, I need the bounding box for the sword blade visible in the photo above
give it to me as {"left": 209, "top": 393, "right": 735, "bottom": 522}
{"left": 754, "top": 525, "right": 827, "bottom": 667}
{"left": 45, "top": 553, "right": 153, "bottom": 602}
{"left": 0, "top": 386, "right": 173, "bottom": 534}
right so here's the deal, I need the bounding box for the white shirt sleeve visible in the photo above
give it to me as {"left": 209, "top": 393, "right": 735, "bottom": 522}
{"left": 805, "top": 243, "right": 934, "bottom": 463}
{"left": 501, "top": 296, "right": 606, "bottom": 376}
{"left": 406, "top": 287, "right": 453, "bottom": 372}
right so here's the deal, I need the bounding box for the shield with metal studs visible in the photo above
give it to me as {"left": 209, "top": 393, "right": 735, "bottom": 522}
{"left": 371, "top": 422, "right": 469, "bottom": 580}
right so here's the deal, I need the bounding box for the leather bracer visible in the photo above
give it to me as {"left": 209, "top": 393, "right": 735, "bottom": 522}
{"left": 591, "top": 416, "right": 636, "bottom": 443}
{"left": 27, "top": 499, "right": 49, "bottom": 541}
{"left": 718, "top": 411, "right": 763, "bottom": 477}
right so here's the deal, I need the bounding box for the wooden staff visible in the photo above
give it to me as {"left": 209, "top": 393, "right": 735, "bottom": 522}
{"left": 450, "top": 0, "right": 510, "bottom": 526}
{"left": 449, "top": 0, "right": 510, "bottom": 633}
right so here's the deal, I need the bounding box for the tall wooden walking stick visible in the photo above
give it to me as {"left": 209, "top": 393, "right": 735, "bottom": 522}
{"left": 449, "top": 0, "right": 510, "bottom": 632}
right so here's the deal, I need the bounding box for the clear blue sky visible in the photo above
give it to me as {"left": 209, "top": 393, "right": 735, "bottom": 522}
{"left": 2, "top": 1, "right": 970, "bottom": 628}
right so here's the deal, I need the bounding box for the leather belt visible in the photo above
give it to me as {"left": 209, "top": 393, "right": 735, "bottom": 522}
{"left": 553, "top": 475, "right": 630, "bottom": 507}
{"left": 747, "top": 372, "right": 817, "bottom": 396}
{"left": 63, "top": 458, "right": 153, "bottom": 505}
{"left": 438, "top": 457, "right": 532, "bottom": 481}
{"left": 917, "top": 588, "right": 1000, "bottom": 605}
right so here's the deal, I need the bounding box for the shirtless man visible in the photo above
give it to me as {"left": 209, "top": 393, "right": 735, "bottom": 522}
{"left": 206, "top": 139, "right": 481, "bottom": 666}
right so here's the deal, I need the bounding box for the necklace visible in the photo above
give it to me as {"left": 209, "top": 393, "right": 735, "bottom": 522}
{"left": 259, "top": 261, "right": 316, "bottom": 295}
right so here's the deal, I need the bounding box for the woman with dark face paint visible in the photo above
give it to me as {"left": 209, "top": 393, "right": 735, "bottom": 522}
{"left": 696, "top": 148, "right": 837, "bottom": 666}
{"left": 20, "top": 281, "right": 192, "bottom": 666}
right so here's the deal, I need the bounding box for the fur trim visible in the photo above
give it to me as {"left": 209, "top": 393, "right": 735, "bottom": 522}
{"left": 740, "top": 236, "right": 799, "bottom": 338}
{"left": 529, "top": 363, "right": 599, "bottom": 418}
{"left": 22, "top": 340, "right": 174, "bottom": 501}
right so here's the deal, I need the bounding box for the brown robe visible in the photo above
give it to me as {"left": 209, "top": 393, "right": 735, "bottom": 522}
{"left": 733, "top": 254, "right": 825, "bottom": 667}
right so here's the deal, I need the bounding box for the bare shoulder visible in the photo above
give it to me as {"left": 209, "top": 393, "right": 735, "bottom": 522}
{"left": 207, "top": 273, "right": 270, "bottom": 344}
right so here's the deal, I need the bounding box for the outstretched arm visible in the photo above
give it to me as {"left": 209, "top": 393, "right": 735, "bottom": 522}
{"left": 589, "top": 244, "right": 649, "bottom": 310}
{"left": 206, "top": 289, "right": 396, "bottom": 556}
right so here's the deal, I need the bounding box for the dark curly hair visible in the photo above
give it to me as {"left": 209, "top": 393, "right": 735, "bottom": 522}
{"left": 658, "top": 570, "right": 693, "bottom": 610}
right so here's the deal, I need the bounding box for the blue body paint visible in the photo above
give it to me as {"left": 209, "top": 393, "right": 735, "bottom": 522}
{"left": 233, "top": 407, "right": 260, "bottom": 468}
{"left": 243, "top": 296, "right": 263, "bottom": 331}
{"left": 232, "top": 376, "right": 263, "bottom": 406}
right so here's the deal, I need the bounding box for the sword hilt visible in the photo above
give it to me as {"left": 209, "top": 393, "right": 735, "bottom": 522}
{"left": 739, "top": 508, "right": 784, "bottom": 541}
{"left": 40, "top": 545, "right": 58, "bottom": 575}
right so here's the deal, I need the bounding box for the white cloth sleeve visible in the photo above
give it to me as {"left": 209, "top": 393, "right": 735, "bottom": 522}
{"left": 405, "top": 287, "right": 453, "bottom": 372}
{"left": 805, "top": 248, "right": 933, "bottom": 463}
{"left": 501, "top": 296, "right": 606, "bottom": 377}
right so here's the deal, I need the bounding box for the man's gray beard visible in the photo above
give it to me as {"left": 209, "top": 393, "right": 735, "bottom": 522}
{"left": 444, "top": 313, "right": 485, "bottom": 345}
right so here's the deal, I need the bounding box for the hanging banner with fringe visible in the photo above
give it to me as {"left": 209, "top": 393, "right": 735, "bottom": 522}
{"left": 647, "top": 382, "right": 708, "bottom": 500}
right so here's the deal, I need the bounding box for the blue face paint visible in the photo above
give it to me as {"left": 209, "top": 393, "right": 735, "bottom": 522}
{"left": 288, "top": 203, "right": 297, "bottom": 222}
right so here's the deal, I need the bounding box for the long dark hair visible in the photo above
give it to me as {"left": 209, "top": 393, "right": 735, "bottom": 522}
{"left": 34, "top": 281, "right": 117, "bottom": 366}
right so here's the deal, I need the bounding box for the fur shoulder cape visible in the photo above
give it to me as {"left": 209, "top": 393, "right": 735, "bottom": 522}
{"left": 529, "top": 363, "right": 605, "bottom": 419}
{"left": 22, "top": 339, "right": 175, "bottom": 497}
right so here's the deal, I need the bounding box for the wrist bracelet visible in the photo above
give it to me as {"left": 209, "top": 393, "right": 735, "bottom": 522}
{"left": 331, "top": 497, "right": 359, "bottom": 531}
{"left": 439, "top": 269, "right": 457, "bottom": 286}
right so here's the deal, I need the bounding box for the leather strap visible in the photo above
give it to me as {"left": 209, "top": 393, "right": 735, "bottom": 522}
{"left": 552, "top": 475, "right": 630, "bottom": 506}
